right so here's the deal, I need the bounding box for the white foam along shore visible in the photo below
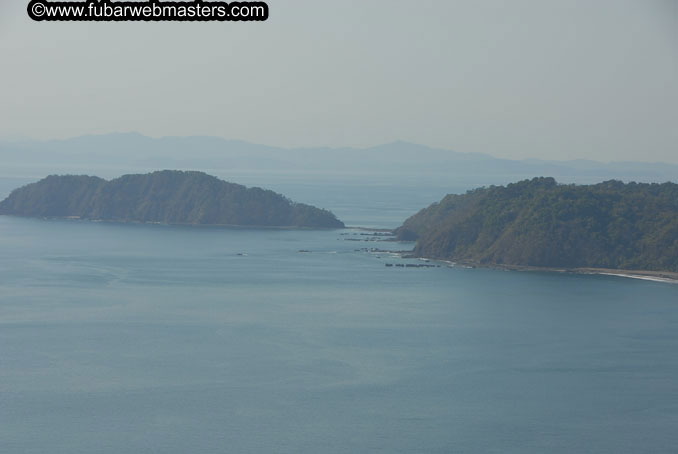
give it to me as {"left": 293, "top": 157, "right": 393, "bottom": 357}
{"left": 594, "top": 272, "right": 678, "bottom": 284}
{"left": 377, "top": 248, "right": 678, "bottom": 285}
{"left": 429, "top": 258, "right": 678, "bottom": 285}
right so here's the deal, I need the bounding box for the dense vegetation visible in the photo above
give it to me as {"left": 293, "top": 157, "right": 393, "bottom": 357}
{"left": 0, "top": 170, "right": 344, "bottom": 228}
{"left": 395, "top": 177, "right": 678, "bottom": 271}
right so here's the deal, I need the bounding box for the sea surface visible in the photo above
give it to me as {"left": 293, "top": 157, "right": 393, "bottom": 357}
{"left": 1, "top": 175, "right": 678, "bottom": 453}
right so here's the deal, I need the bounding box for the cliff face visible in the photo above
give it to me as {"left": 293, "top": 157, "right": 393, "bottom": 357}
{"left": 395, "top": 177, "right": 678, "bottom": 272}
{"left": 0, "top": 170, "right": 344, "bottom": 229}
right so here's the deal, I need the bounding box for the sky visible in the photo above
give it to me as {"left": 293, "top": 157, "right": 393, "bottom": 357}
{"left": 0, "top": 0, "right": 676, "bottom": 162}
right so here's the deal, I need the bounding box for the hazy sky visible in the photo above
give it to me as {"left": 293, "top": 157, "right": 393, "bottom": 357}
{"left": 1, "top": 0, "right": 676, "bottom": 162}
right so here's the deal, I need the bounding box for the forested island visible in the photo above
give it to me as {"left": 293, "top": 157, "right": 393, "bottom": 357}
{"left": 0, "top": 170, "right": 344, "bottom": 229}
{"left": 396, "top": 177, "right": 678, "bottom": 272}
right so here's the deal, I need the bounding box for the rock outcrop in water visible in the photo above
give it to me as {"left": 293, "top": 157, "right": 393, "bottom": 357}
{"left": 0, "top": 170, "right": 344, "bottom": 229}
{"left": 395, "top": 177, "right": 678, "bottom": 272}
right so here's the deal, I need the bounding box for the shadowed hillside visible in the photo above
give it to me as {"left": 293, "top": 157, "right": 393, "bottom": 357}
{"left": 0, "top": 170, "right": 344, "bottom": 229}
{"left": 396, "top": 177, "right": 678, "bottom": 272}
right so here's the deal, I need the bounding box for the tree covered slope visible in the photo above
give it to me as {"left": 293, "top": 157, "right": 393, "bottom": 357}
{"left": 395, "top": 177, "right": 678, "bottom": 271}
{"left": 0, "top": 170, "right": 344, "bottom": 229}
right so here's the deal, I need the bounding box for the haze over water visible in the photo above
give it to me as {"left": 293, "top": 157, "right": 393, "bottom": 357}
{"left": 2, "top": 0, "right": 676, "bottom": 450}
{"left": 1, "top": 177, "right": 677, "bottom": 453}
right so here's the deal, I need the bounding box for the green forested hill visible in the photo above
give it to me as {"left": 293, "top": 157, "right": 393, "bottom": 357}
{"left": 395, "top": 177, "right": 678, "bottom": 271}
{"left": 0, "top": 170, "right": 344, "bottom": 229}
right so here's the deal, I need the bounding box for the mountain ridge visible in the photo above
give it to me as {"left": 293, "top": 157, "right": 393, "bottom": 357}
{"left": 2, "top": 133, "right": 678, "bottom": 184}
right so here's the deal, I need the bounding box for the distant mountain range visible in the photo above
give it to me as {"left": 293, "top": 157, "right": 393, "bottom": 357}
{"left": 0, "top": 170, "right": 344, "bottom": 229}
{"left": 1, "top": 133, "right": 677, "bottom": 185}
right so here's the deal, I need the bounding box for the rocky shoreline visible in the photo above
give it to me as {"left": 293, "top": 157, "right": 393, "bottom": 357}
{"left": 347, "top": 228, "right": 678, "bottom": 284}
{"left": 446, "top": 260, "right": 678, "bottom": 284}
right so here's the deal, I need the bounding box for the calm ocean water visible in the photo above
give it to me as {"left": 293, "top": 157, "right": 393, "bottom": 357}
{"left": 1, "top": 176, "right": 678, "bottom": 453}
